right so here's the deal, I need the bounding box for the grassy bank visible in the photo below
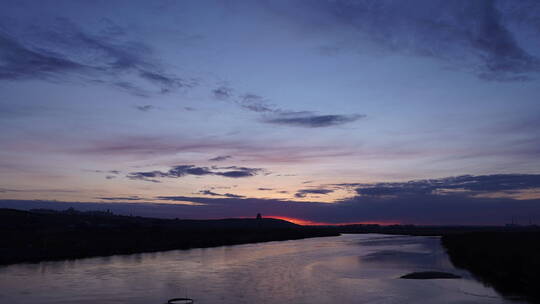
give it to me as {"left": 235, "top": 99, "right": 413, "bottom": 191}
{"left": 442, "top": 232, "right": 540, "bottom": 303}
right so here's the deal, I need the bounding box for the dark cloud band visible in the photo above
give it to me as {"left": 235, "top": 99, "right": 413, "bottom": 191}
{"left": 263, "top": 113, "right": 365, "bottom": 128}
{"left": 127, "top": 165, "right": 263, "bottom": 182}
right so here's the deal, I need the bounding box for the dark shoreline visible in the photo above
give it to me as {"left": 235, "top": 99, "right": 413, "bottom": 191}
{"left": 442, "top": 232, "right": 540, "bottom": 304}
{"left": 0, "top": 208, "right": 338, "bottom": 265}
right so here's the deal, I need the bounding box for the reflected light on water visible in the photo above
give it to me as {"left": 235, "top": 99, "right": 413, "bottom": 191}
{"left": 0, "top": 234, "right": 526, "bottom": 304}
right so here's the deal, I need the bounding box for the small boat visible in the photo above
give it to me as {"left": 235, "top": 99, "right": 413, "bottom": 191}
{"left": 166, "top": 298, "right": 194, "bottom": 304}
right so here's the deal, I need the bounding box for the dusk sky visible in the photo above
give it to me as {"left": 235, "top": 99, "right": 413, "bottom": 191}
{"left": 1, "top": 0, "right": 540, "bottom": 225}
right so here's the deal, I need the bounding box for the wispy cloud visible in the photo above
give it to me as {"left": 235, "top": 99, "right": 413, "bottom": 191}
{"left": 85, "top": 169, "right": 121, "bottom": 180}
{"left": 199, "top": 190, "right": 245, "bottom": 198}
{"left": 0, "top": 188, "right": 79, "bottom": 193}
{"left": 74, "top": 135, "right": 357, "bottom": 163}
{"left": 283, "top": 0, "right": 540, "bottom": 82}
{"left": 238, "top": 94, "right": 275, "bottom": 113}
{"left": 212, "top": 86, "right": 233, "bottom": 100}
{"left": 127, "top": 165, "right": 263, "bottom": 182}
{"left": 96, "top": 196, "right": 143, "bottom": 201}
{"left": 211, "top": 84, "right": 366, "bottom": 128}
{"left": 356, "top": 174, "right": 540, "bottom": 197}
{"left": 263, "top": 112, "right": 365, "bottom": 128}
{"left": 135, "top": 105, "right": 154, "bottom": 112}
{"left": 76, "top": 136, "right": 252, "bottom": 157}
{"left": 215, "top": 166, "right": 265, "bottom": 178}
{"left": 295, "top": 188, "right": 334, "bottom": 198}
{"left": 209, "top": 155, "right": 232, "bottom": 162}
{"left": 213, "top": 86, "right": 276, "bottom": 113}
{"left": 0, "top": 18, "right": 196, "bottom": 95}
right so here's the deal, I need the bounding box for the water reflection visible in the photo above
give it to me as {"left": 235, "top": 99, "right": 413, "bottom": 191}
{"left": 0, "top": 234, "right": 526, "bottom": 304}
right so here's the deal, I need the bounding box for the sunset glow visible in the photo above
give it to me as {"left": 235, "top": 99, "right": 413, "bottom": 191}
{"left": 1, "top": 0, "right": 540, "bottom": 225}
{"left": 267, "top": 216, "right": 401, "bottom": 226}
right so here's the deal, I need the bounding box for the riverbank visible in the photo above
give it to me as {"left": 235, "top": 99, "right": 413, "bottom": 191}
{"left": 442, "top": 232, "right": 540, "bottom": 303}
{"left": 0, "top": 208, "right": 338, "bottom": 265}
{"left": 4, "top": 207, "right": 540, "bottom": 303}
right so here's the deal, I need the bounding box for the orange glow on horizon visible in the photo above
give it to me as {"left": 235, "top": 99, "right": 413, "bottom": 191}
{"left": 266, "top": 215, "right": 400, "bottom": 226}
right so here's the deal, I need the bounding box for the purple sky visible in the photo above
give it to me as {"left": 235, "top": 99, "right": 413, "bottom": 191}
{"left": 1, "top": 0, "right": 540, "bottom": 224}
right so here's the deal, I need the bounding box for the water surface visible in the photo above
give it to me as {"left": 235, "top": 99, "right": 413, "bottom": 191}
{"left": 0, "top": 234, "right": 523, "bottom": 304}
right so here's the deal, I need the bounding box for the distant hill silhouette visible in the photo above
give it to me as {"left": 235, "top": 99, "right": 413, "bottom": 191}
{"left": 1, "top": 208, "right": 299, "bottom": 229}
{"left": 0, "top": 208, "right": 337, "bottom": 265}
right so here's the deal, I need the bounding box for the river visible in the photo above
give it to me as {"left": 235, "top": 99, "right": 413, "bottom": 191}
{"left": 0, "top": 234, "right": 524, "bottom": 304}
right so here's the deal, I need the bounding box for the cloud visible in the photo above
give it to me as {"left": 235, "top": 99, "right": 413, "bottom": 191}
{"left": 222, "top": 193, "right": 245, "bottom": 198}
{"left": 135, "top": 105, "right": 154, "bottom": 112}
{"left": 73, "top": 135, "right": 362, "bottom": 164}
{"left": 282, "top": 0, "right": 540, "bottom": 82}
{"left": 213, "top": 87, "right": 276, "bottom": 113}
{"left": 0, "top": 188, "right": 79, "bottom": 193}
{"left": 212, "top": 84, "right": 366, "bottom": 128}
{"left": 258, "top": 187, "right": 274, "bottom": 191}
{"left": 138, "top": 71, "right": 194, "bottom": 93}
{"left": 356, "top": 174, "right": 540, "bottom": 197}
{"left": 4, "top": 172, "right": 540, "bottom": 225}
{"left": 168, "top": 165, "right": 214, "bottom": 176}
{"left": 86, "top": 169, "right": 121, "bottom": 174}
{"left": 0, "top": 31, "right": 85, "bottom": 80}
{"left": 0, "top": 18, "right": 195, "bottom": 94}
{"left": 199, "top": 190, "right": 221, "bottom": 196}
{"left": 215, "top": 166, "right": 262, "bottom": 178}
{"left": 125, "top": 171, "right": 163, "bottom": 183}
{"left": 295, "top": 188, "right": 334, "bottom": 198}
{"left": 212, "top": 85, "right": 276, "bottom": 114}
{"left": 212, "top": 86, "right": 233, "bottom": 100}
{"left": 84, "top": 169, "right": 121, "bottom": 180}
{"left": 209, "top": 155, "right": 232, "bottom": 162}
{"left": 76, "top": 136, "right": 252, "bottom": 157}
{"left": 127, "top": 165, "right": 263, "bottom": 182}
{"left": 96, "top": 196, "right": 143, "bottom": 201}
{"left": 211, "top": 78, "right": 368, "bottom": 128}
{"left": 147, "top": 174, "right": 540, "bottom": 224}
{"left": 199, "top": 190, "right": 245, "bottom": 198}
{"left": 237, "top": 94, "right": 275, "bottom": 113}
{"left": 263, "top": 112, "right": 365, "bottom": 128}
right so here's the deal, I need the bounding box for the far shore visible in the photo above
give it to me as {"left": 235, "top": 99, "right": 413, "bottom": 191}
{"left": 0, "top": 208, "right": 338, "bottom": 265}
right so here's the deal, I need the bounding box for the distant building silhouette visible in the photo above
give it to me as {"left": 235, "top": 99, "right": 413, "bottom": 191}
{"left": 256, "top": 213, "right": 262, "bottom": 220}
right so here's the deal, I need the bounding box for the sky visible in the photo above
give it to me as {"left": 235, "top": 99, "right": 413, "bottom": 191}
{"left": 1, "top": 0, "right": 540, "bottom": 225}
